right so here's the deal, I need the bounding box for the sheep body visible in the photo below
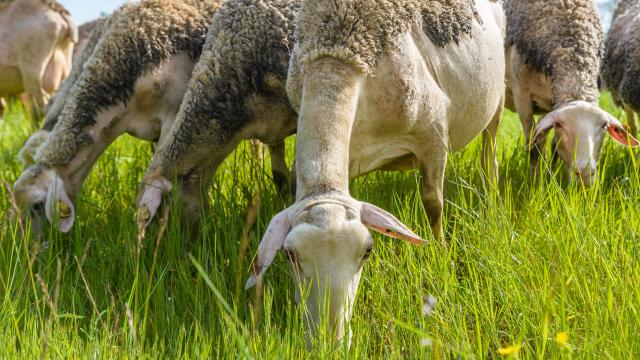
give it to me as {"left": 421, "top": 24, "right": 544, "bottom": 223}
{"left": 504, "top": 0, "right": 603, "bottom": 107}
{"left": 138, "top": 0, "right": 300, "bottom": 223}
{"left": 601, "top": 0, "right": 640, "bottom": 114}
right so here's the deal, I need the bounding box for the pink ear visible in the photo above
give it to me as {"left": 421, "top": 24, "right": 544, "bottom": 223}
{"left": 45, "top": 176, "right": 75, "bottom": 233}
{"left": 137, "top": 177, "right": 172, "bottom": 227}
{"left": 360, "top": 202, "right": 425, "bottom": 245}
{"left": 531, "top": 112, "right": 558, "bottom": 146}
{"left": 607, "top": 117, "right": 640, "bottom": 147}
{"left": 245, "top": 210, "right": 291, "bottom": 289}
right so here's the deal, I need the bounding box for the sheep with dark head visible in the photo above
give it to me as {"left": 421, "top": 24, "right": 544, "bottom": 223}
{"left": 137, "top": 0, "right": 299, "bottom": 227}
{"left": 504, "top": 0, "right": 639, "bottom": 186}
{"left": 13, "top": 0, "right": 221, "bottom": 232}
{"left": 601, "top": 0, "right": 640, "bottom": 135}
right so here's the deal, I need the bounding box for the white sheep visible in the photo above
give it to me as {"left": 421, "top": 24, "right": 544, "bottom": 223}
{"left": 246, "top": 0, "right": 506, "bottom": 345}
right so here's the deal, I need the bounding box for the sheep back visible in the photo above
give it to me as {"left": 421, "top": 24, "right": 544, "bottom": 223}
{"left": 296, "top": 0, "right": 479, "bottom": 75}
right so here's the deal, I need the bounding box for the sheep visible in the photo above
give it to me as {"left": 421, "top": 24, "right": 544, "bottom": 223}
{"left": 245, "top": 0, "right": 506, "bottom": 345}
{"left": 0, "top": 0, "right": 78, "bottom": 121}
{"left": 136, "top": 0, "right": 299, "bottom": 228}
{"left": 13, "top": 0, "right": 222, "bottom": 232}
{"left": 601, "top": 0, "right": 640, "bottom": 135}
{"left": 504, "top": 0, "right": 638, "bottom": 186}
{"left": 17, "top": 17, "right": 107, "bottom": 167}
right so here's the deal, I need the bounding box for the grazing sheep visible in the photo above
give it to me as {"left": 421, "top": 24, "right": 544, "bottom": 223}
{"left": 13, "top": 0, "right": 221, "bottom": 232}
{"left": 246, "top": 0, "right": 506, "bottom": 345}
{"left": 136, "top": 0, "right": 299, "bottom": 227}
{"left": 0, "top": 0, "right": 77, "bottom": 121}
{"left": 504, "top": 0, "right": 638, "bottom": 186}
{"left": 17, "top": 17, "right": 107, "bottom": 166}
{"left": 601, "top": 0, "right": 640, "bottom": 135}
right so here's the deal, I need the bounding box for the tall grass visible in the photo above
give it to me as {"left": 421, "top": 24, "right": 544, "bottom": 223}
{"left": 0, "top": 94, "right": 638, "bottom": 358}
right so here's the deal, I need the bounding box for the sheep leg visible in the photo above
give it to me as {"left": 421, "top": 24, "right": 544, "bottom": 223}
{"left": 512, "top": 89, "right": 540, "bottom": 177}
{"left": 625, "top": 106, "right": 637, "bottom": 136}
{"left": 0, "top": 97, "right": 5, "bottom": 118}
{"left": 267, "top": 141, "right": 292, "bottom": 197}
{"left": 482, "top": 97, "right": 503, "bottom": 186}
{"left": 420, "top": 153, "right": 447, "bottom": 246}
{"left": 179, "top": 165, "right": 217, "bottom": 227}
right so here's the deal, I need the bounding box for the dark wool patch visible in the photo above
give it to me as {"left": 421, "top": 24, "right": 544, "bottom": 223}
{"left": 296, "top": 0, "right": 479, "bottom": 75}
{"left": 601, "top": 0, "right": 640, "bottom": 111}
{"left": 152, "top": 0, "right": 299, "bottom": 177}
{"left": 42, "top": 17, "right": 107, "bottom": 131}
{"left": 505, "top": 0, "right": 603, "bottom": 106}
{"left": 38, "top": 0, "right": 221, "bottom": 166}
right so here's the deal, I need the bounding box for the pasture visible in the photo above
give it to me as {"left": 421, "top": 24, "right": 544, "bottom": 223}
{"left": 0, "top": 94, "right": 639, "bottom": 358}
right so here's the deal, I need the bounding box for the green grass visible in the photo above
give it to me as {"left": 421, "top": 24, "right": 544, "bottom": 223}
{"left": 1, "top": 94, "right": 639, "bottom": 358}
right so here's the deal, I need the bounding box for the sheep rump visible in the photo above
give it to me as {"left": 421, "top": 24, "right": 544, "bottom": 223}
{"left": 37, "top": 0, "right": 221, "bottom": 167}
{"left": 296, "top": 0, "right": 479, "bottom": 75}
{"left": 505, "top": 0, "right": 603, "bottom": 106}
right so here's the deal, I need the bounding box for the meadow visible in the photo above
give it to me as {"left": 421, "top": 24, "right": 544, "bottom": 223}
{"left": 0, "top": 94, "right": 639, "bottom": 358}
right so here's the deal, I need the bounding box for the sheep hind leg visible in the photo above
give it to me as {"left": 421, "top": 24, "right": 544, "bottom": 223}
{"left": 625, "top": 106, "right": 638, "bottom": 136}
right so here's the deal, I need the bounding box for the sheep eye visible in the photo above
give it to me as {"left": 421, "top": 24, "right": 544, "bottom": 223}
{"left": 363, "top": 244, "right": 373, "bottom": 260}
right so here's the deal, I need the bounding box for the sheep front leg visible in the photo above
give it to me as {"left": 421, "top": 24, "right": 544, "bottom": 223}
{"left": 625, "top": 106, "right": 638, "bottom": 136}
{"left": 420, "top": 152, "right": 447, "bottom": 246}
{"left": 512, "top": 87, "right": 540, "bottom": 177}
{"left": 179, "top": 165, "right": 217, "bottom": 228}
{"left": 267, "top": 141, "right": 292, "bottom": 197}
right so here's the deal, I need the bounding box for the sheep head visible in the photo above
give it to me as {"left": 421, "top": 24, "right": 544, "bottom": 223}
{"left": 532, "top": 100, "right": 639, "bottom": 186}
{"left": 246, "top": 193, "right": 423, "bottom": 346}
{"left": 13, "top": 165, "right": 75, "bottom": 232}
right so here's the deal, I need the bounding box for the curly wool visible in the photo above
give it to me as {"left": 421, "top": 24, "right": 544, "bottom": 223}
{"left": 153, "top": 0, "right": 299, "bottom": 174}
{"left": 295, "top": 0, "right": 479, "bottom": 75}
{"left": 37, "top": 0, "right": 221, "bottom": 167}
{"left": 601, "top": 0, "right": 640, "bottom": 112}
{"left": 505, "top": 0, "right": 603, "bottom": 107}
{"left": 42, "top": 17, "right": 107, "bottom": 131}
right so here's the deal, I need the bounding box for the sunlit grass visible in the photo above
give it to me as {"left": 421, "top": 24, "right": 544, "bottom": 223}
{"left": 0, "top": 93, "right": 639, "bottom": 358}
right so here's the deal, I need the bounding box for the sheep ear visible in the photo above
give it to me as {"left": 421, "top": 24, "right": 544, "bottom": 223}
{"left": 45, "top": 177, "right": 75, "bottom": 233}
{"left": 137, "top": 177, "right": 171, "bottom": 227}
{"left": 245, "top": 210, "right": 291, "bottom": 289}
{"left": 532, "top": 112, "right": 559, "bottom": 146}
{"left": 360, "top": 202, "right": 425, "bottom": 245}
{"left": 607, "top": 116, "right": 640, "bottom": 147}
